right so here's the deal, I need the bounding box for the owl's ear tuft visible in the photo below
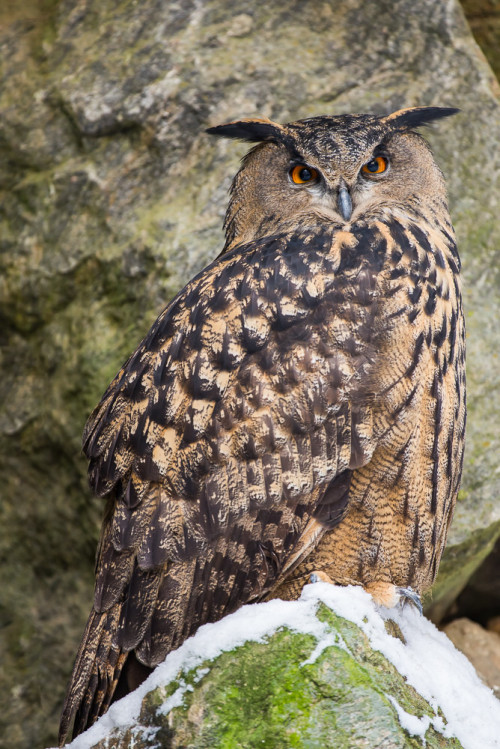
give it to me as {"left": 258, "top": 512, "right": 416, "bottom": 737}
{"left": 206, "top": 117, "right": 286, "bottom": 143}
{"left": 384, "top": 106, "right": 460, "bottom": 131}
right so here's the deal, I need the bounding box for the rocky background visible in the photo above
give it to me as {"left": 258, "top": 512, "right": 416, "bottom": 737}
{"left": 0, "top": 1, "right": 499, "bottom": 747}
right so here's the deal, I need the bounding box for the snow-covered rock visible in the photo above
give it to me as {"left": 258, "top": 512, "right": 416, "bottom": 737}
{"left": 57, "top": 584, "right": 500, "bottom": 749}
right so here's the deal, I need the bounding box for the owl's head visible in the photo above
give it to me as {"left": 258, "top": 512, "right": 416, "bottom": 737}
{"left": 207, "top": 106, "right": 458, "bottom": 252}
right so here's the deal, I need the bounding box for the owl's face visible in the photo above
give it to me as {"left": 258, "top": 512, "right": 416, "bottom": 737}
{"left": 207, "top": 107, "right": 457, "bottom": 251}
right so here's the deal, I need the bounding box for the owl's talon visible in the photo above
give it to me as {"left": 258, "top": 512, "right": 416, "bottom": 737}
{"left": 365, "top": 581, "right": 422, "bottom": 612}
{"left": 309, "top": 570, "right": 334, "bottom": 585}
{"left": 396, "top": 586, "right": 423, "bottom": 615}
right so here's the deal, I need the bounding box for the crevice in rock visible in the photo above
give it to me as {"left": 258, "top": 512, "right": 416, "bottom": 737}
{"left": 449, "top": 536, "right": 500, "bottom": 627}
{"left": 440, "top": 537, "right": 500, "bottom": 700}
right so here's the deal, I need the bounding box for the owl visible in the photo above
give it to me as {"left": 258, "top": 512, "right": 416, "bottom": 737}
{"left": 59, "top": 106, "right": 465, "bottom": 744}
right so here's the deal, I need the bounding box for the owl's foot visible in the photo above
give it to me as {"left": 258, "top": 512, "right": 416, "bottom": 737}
{"left": 309, "top": 570, "right": 334, "bottom": 585}
{"left": 364, "top": 581, "right": 422, "bottom": 614}
{"left": 307, "top": 576, "right": 423, "bottom": 614}
{"left": 396, "top": 586, "right": 423, "bottom": 615}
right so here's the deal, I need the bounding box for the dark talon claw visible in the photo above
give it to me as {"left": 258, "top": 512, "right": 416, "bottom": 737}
{"left": 396, "top": 586, "right": 423, "bottom": 615}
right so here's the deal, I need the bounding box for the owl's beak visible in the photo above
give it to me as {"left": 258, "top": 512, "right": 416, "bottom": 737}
{"left": 337, "top": 182, "right": 352, "bottom": 222}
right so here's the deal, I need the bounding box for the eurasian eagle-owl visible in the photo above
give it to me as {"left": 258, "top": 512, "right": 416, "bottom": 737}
{"left": 59, "top": 106, "right": 465, "bottom": 743}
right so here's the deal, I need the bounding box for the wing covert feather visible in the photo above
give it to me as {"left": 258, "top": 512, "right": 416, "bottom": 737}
{"left": 85, "top": 226, "right": 391, "bottom": 619}
{"left": 83, "top": 228, "right": 380, "bottom": 496}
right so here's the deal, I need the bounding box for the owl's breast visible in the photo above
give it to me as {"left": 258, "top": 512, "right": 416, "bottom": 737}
{"left": 324, "top": 213, "right": 466, "bottom": 592}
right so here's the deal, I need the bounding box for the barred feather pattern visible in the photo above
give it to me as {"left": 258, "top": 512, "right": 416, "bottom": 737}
{"left": 60, "top": 109, "right": 465, "bottom": 744}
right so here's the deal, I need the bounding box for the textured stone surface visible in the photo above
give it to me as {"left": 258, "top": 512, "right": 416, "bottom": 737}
{"left": 0, "top": 2, "right": 499, "bottom": 747}
{"left": 462, "top": 0, "right": 500, "bottom": 79}
{"left": 425, "top": 520, "right": 500, "bottom": 623}
{"left": 443, "top": 617, "right": 500, "bottom": 698}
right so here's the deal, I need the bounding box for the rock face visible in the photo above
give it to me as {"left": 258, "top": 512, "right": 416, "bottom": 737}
{"left": 461, "top": 0, "right": 500, "bottom": 79}
{"left": 444, "top": 617, "right": 500, "bottom": 698}
{"left": 0, "top": 1, "right": 499, "bottom": 748}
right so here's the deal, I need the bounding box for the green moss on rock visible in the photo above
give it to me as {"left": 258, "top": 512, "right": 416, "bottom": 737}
{"left": 91, "top": 604, "right": 462, "bottom": 749}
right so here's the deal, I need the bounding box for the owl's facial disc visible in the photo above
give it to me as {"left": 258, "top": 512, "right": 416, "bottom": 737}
{"left": 287, "top": 144, "right": 392, "bottom": 224}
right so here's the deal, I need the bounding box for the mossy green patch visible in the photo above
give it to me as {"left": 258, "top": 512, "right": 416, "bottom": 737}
{"left": 92, "top": 607, "right": 462, "bottom": 749}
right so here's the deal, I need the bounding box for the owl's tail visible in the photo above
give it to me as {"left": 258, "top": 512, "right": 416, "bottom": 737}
{"left": 58, "top": 605, "right": 127, "bottom": 746}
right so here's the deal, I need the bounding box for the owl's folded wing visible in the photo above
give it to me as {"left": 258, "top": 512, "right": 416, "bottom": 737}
{"left": 60, "top": 227, "right": 382, "bottom": 742}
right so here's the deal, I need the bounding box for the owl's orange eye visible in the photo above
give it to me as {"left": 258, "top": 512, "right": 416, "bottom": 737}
{"left": 290, "top": 165, "right": 319, "bottom": 184}
{"left": 362, "top": 155, "right": 388, "bottom": 175}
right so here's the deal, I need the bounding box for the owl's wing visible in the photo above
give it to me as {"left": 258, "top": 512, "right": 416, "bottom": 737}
{"left": 60, "top": 225, "right": 383, "bottom": 742}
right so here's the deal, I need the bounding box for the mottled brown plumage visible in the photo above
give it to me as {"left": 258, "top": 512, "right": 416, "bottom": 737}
{"left": 59, "top": 106, "right": 465, "bottom": 744}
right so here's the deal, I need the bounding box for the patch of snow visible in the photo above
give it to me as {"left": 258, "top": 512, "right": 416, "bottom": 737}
{"left": 157, "top": 681, "right": 193, "bottom": 716}
{"left": 136, "top": 725, "right": 160, "bottom": 749}
{"left": 57, "top": 595, "right": 330, "bottom": 749}
{"left": 54, "top": 583, "right": 500, "bottom": 749}
{"left": 386, "top": 695, "right": 431, "bottom": 742}
{"left": 300, "top": 631, "right": 339, "bottom": 666}
{"left": 194, "top": 666, "right": 210, "bottom": 682}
